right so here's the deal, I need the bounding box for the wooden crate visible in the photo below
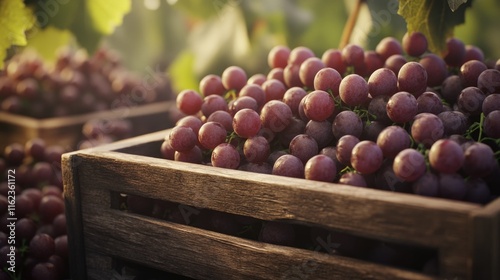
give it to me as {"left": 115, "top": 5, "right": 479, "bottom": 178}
{"left": 62, "top": 129, "right": 500, "bottom": 280}
{"left": 0, "top": 101, "right": 178, "bottom": 151}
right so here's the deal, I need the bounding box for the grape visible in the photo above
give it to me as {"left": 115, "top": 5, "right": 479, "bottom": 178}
{"left": 31, "top": 262, "right": 59, "bottom": 280}
{"left": 262, "top": 79, "right": 286, "bottom": 102}
{"left": 477, "top": 69, "right": 500, "bottom": 95}
{"left": 375, "top": 37, "right": 403, "bottom": 61}
{"left": 197, "top": 75, "right": 225, "bottom": 99}
{"left": 305, "top": 154, "right": 336, "bottom": 182}
{"left": 482, "top": 94, "right": 500, "bottom": 116}
{"left": 412, "top": 171, "right": 439, "bottom": 197}
{"left": 289, "top": 134, "right": 319, "bottom": 164}
{"left": 229, "top": 96, "right": 259, "bottom": 115}
{"left": 52, "top": 213, "right": 67, "bottom": 237}
{"left": 16, "top": 218, "right": 37, "bottom": 242}
{"left": 368, "top": 68, "right": 398, "bottom": 98}
{"left": 361, "top": 50, "right": 384, "bottom": 77}
{"left": 32, "top": 162, "right": 54, "bottom": 183}
{"left": 397, "top": 62, "right": 427, "bottom": 97}
{"left": 259, "top": 221, "right": 296, "bottom": 246}
{"left": 4, "top": 143, "right": 25, "bottom": 165}
{"left": 283, "top": 64, "right": 303, "bottom": 88}
{"left": 305, "top": 120, "right": 334, "bottom": 149}
{"left": 428, "top": 139, "right": 464, "bottom": 174}
{"left": 341, "top": 44, "right": 365, "bottom": 68}
{"left": 303, "top": 90, "right": 335, "bottom": 121}
{"left": 362, "top": 121, "right": 387, "bottom": 142}
{"left": 168, "top": 126, "right": 197, "bottom": 152}
{"left": 313, "top": 67, "right": 342, "bottom": 95}
{"left": 464, "top": 45, "right": 484, "bottom": 62}
{"left": 457, "top": 87, "right": 485, "bottom": 116}
{"left": 321, "top": 49, "right": 346, "bottom": 75}
{"left": 267, "top": 68, "right": 285, "bottom": 84}
{"left": 402, "top": 32, "right": 428, "bottom": 57}
{"left": 260, "top": 100, "right": 293, "bottom": 133}
{"left": 336, "top": 135, "right": 360, "bottom": 167}
{"left": 483, "top": 110, "right": 500, "bottom": 138}
{"left": 332, "top": 110, "right": 363, "bottom": 139}
{"left": 174, "top": 146, "right": 203, "bottom": 164}
{"left": 393, "top": 149, "right": 426, "bottom": 182}
{"left": 211, "top": 143, "right": 240, "bottom": 169}
{"left": 243, "top": 136, "right": 270, "bottom": 163}
{"left": 247, "top": 73, "right": 266, "bottom": 86}
{"left": 232, "top": 108, "right": 261, "bottom": 138}
{"left": 29, "top": 233, "right": 55, "bottom": 261}
{"left": 201, "top": 95, "right": 228, "bottom": 118}
{"left": 272, "top": 154, "right": 304, "bottom": 178}
{"left": 464, "top": 178, "right": 491, "bottom": 204}
{"left": 416, "top": 91, "right": 443, "bottom": 115}
{"left": 42, "top": 185, "right": 63, "bottom": 198}
{"left": 288, "top": 46, "right": 315, "bottom": 66}
{"left": 460, "top": 60, "right": 487, "bottom": 87}
{"left": 339, "top": 74, "right": 369, "bottom": 106}
{"left": 299, "top": 57, "right": 325, "bottom": 89}
{"left": 320, "top": 146, "right": 346, "bottom": 171}
{"left": 206, "top": 110, "right": 233, "bottom": 132}
{"left": 438, "top": 111, "right": 469, "bottom": 136}
{"left": 383, "top": 55, "right": 406, "bottom": 77}
{"left": 386, "top": 91, "right": 418, "bottom": 124}
{"left": 279, "top": 117, "right": 306, "bottom": 147}
{"left": 282, "top": 87, "right": 307, "bottom": 116}
{"left": 239, "top": 84, "right": 266, "bottom": 108}
{"left": 351, "top": 141, "right": 383, "bottom": 174}
{"left": 221, "top": 66, "right": 247, "bottom": 92}
{"left": 268, "top": 45, "right": 291, "bottom": 69}
{"left": 160, "top": 140, "right": 175, "bottom": 160}
{"left": 411, "top": 113, "right": 444, "bottom": 148}
{"left": 198, "top": 122, "right": 227, "bottom": 150}
{"left": 368, "top": 96, "right": 391, "bottom": 124}
{"left": 377, "top": 126, "right": 411, "bottom": 158}
{"left": 16, "top": 194, "right": 34, "bottom": 218}
{"left": 444, "top": 38, "right": 466, "bottom": 67}
{"left": 438, "top": 173, "right": 466, "bottom": 200}
{"left": 339, "top": 172, "right": 367, "bottom": 187}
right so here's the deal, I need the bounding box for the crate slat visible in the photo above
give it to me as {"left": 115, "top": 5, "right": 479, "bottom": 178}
{"left": 62, "top": 128, "right": 500, "bottom": 280}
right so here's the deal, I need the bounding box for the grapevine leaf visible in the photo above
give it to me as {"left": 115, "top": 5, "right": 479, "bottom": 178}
{"left": 448, "top": 0, "right": 468, "bottom": 12}
{"left": 86, "top": 0, "right": 132, "bottom": 34}
{"left": 398, "top": 0, "right": 472, "bottom": 55}
{"left": 0, "top": 0, "right": 35, "bottom": 69}
{"left": 26, "top": 26, "right": 74, "bottom": 62}
{"left": 168, "top": 50, "right": 199, "bottom": 93}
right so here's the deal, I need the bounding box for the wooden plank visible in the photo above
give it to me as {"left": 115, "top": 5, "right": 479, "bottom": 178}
{"left": 471, "top": 198, "right": 500, "bottom": 280}
{"left": 0, "top": 101, "right": 175, "bottom": 150}
{"left": 71, "top": 149, "right": 482, "bottom": 278}
{"left": 81, "top": 206, "right": 438, "bottom": 280}
{"left": 86, "top": 252, "right": 114, "bottom": 280}
{"left": 62, "top": 153, "right": 88, "bottom": 280}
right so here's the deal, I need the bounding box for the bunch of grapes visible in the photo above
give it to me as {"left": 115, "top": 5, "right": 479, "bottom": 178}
{"left": 77, "top": 118, "right": 134, "bottom": 150}
{"left": 0, "top": 47, "right": 172, "bottom": 119}
{"left": 162, "top": 32, "right": 499, "bottom": 205}
{"left": 0, "top": 139, "right": 68, "bottom": 280}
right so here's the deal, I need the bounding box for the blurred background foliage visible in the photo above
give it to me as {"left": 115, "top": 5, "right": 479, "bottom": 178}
{"left": 5, "top": 0, "right": 500, "bottom": 94}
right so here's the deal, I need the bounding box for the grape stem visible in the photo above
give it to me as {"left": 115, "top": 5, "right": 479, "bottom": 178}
{"left": 339, "top": 0, "right": 366, "bottom": 49}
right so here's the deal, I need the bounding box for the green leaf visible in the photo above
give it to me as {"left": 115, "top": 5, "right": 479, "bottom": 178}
{"left": 168, "top": 50, "right": 199, "bottom": 94}
{"left": 26, "top": 26, "right": 74, "bottom": 62}
{"left": 448, "top": 0, "right": 468, "bottom": 12}
{"left": 86, "top": 0, "right": 131, "bottom": 34}
{"left": 0, "top": 0, "right": 35, "bottom": 69}
{"left": 398, "top": 0, "right": 472, "bottom": 55}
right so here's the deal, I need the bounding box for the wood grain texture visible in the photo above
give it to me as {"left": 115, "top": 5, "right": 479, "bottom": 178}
{"left": 82, "top": 208, "right": 438, "bottom": 280}
{"left": 63, "top": 129, "right": 500, "bottom": 280}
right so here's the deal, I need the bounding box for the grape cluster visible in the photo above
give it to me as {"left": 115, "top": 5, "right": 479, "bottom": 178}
{"left": 0, "top": 139, "right": 68, "bottom": 280}
{"left": 0, "top": 47, "right": 172, "bottom": 118}
{"left": 161, "top": 32, "right": 500, "bottom": 203}
{"left": 78, "top": 118, "right": 134, "bottom": 150}
{"left": 163, "top": 32, "right": 500, "bottom": 204}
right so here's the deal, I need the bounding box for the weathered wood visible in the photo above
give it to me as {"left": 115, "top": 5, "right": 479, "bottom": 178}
{"left": 0, "top": 101, "right": 175, "bottom": 150}
{"left": 63, "top": 129, "right": 500, "bottom": 280}
{"left": 471, "top": 198, "right": 500, "bottom": 280}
